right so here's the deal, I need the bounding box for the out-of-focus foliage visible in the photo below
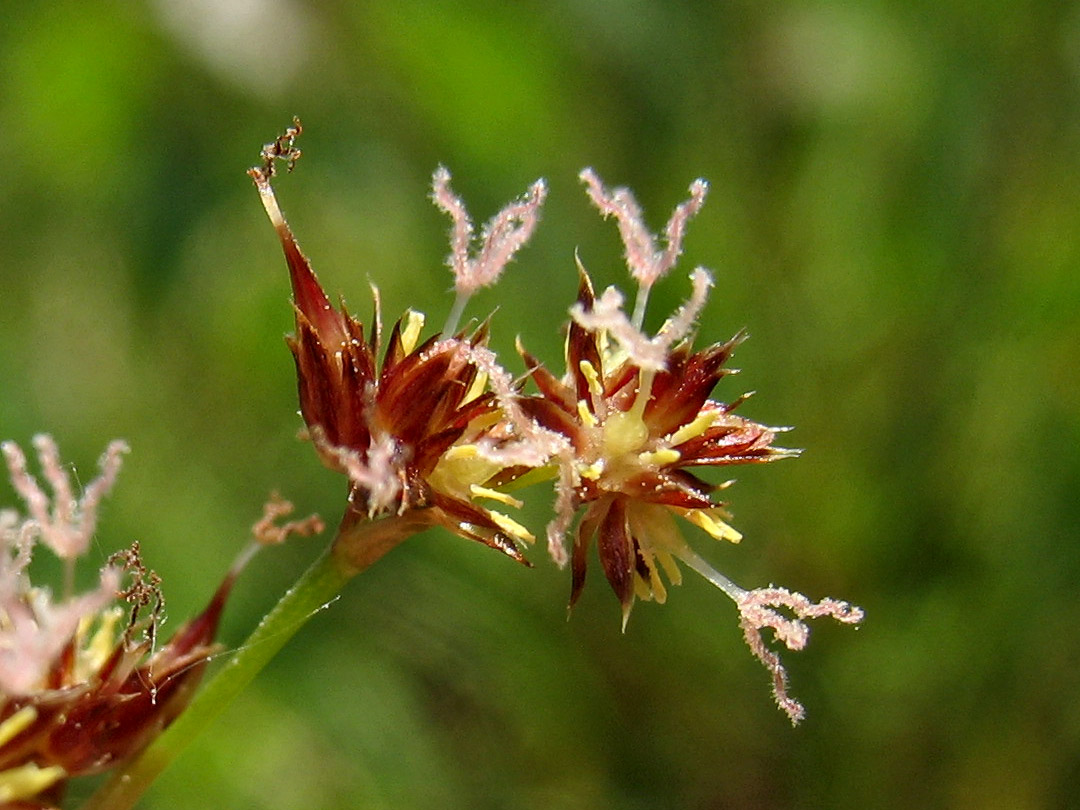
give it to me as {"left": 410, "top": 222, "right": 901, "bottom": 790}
{"left": 2, "top": 1, "right": 1078, "bottom": 808}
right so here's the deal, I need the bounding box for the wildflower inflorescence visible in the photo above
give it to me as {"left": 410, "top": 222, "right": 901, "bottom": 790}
{"left": 0, "top": 437, "right": 241, "bottom": 808}
{"left": 0, "top": 125, "right": 863, "bottom": 810}
{"left": 251, "top": 125, "right": 863, "bottom": 724}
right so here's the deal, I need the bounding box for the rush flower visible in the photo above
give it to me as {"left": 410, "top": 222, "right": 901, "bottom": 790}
{"left": 519, "top": 170, "right": 863, "bottom": 722}
{"left": 520, "top": 267, "right": 796, "bottom": 616}
{"left": 248, "top": 124, "right": 546, "bottom": 566}
{"left": 247, "top": 119, "right": 861, "bottom": 724}
{"left": 0, "top": 437, "right": 231, "bottom": 808}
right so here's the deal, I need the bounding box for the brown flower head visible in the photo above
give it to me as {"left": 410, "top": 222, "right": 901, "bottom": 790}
{"left": 249, "top": 125, "right": 545, "bottom": 564}
{"left": 521, "top": 264, "right": 798, "bottom": 623}
{"left": 0, "top": 437, "right": 230, "bottom": 807}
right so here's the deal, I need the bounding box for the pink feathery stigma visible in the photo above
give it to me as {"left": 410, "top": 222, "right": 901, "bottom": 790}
{"left": 0, "top": 511, "right": 34, "bottom": 588}
{"left": 348, "top": 432, "right": 405, "bottom": 516}
{"left": 432, "top": 167, "right": 547, "bottom": 296}
{"left": 0, "top": 559, "right": 120, "bottom": 696}
{"left": 251, "top": 493, "right": 325, "bottom": 547}
{"left": 570, "top": 285, "right": 668, "bottom": 371}
{"left": 569, "top": 269, "right": 714, "bottom": 372}
{"left": 660, "top": 179, "right": 708, "bottom": 282}
{"left": 309, "top": 426, "right": 404, "bottom": 517}
{"left": 1, "top": 436, "right": 129, "bottom": 560}
{"left": 431, "top": 166, "right": 473, "bottom": 286}
{"left": 657, "top": 268, "right": 713, "bottom": 349}
{"left": 544, "top": 464, "right": 578, "bottom": 569}
{"left": 736, "top": 587, "right": 864, "bottom": 725}
{"left": 3, "top": 442, "right": 51, "bottom": 541}
{"left": 579, "top": 168, "right": 708, "bottom": 289}
{"left": 77, "top": 439, "right": 129, "bottom": 546}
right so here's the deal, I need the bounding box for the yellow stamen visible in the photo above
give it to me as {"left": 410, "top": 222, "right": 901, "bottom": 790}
{"left": 465, "top": 410, "right": 503, "bottom": 434}
{"left": 635, "top": 552, "right": 668, "bottom": 604}
{"left": 463, "top": 369, "right": 489, "bottom": 404}
{"left": 629, "top": 369, "right": 655, "bottom": 421}
{"left": 580, "top": 461, "right": 604, "bottom": 480}
{"left": 638, "top": 448, "right": 680, "bottom": 467}
{"left": 0, "top": 763, "right": 67, "bottom": 803}
{"left": 577, "top": 400, "right": 598, "bottom": 428}
{"left": 633, "top": 572, "right": 656, "bottom": 602}
{"left": 429, "top": 444, "right": 506, "bottom": 505}
{"left": 469, "top": 484, "right": 524, "bottom": 509}
{"left": 686, "top": 510, "right": 742, "bottom": 543}
{"left": 668, "top": 407, "right": 718, "bottom": 447}
{"left": 655, "top": 548, "right": 683, "bottom": 585}
{"left": 578, "top": 360, "right": 603, "bottom": 398}
{"left": 442, "top": 444, "right": 478, "bottom": 461}
{"left": 0, "top": 706, "right": 38, "bottom": 748}
{"left": 488, "top": 511, "right": 535, "bottom": 542}
{"left": 400, "top": 310, "right": 426, "bottom": 354}
{"left": 80, "top": 607, "right": 124, "bottom": 679}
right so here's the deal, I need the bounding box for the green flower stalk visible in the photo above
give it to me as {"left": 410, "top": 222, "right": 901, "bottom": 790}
{"left": 83, "top": 122, "right": 554, "bottom": 810}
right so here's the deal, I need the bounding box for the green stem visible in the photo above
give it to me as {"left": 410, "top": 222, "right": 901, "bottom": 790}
{"left": 81, "top": 514, "right": 423, "bottom": 810}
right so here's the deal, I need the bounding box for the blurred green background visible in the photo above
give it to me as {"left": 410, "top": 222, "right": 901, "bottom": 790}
{"left": 2, "top": 1, "right": 1079, "bottom": 808}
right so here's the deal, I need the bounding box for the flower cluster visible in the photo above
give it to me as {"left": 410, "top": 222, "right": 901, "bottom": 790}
{"left": 250, "top": 124, "right": 546, "bottom": 568}
{"left": 0, "top": 438, "right": 324, "bottom": 808}
{"left": 251, "top": 126, "right": 863, "bottom": 724}
{"left": 0, "top": 437, "right": 231, "bottom": 808}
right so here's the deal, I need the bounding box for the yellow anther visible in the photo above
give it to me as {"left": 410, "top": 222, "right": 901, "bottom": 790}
{"left": 463, "top": 369, "right": 489, "bottom": 404}
{"left": 578, "top": 360, "right": 603, "bottom": 398}
{"left": 668, "top": 407, "right": 718, "bottom": 447}
{"left": 0, "top": 706, "right": 38, "bottom": 748}
{"left": 400, "top": 310, "right": 426, "bottom": 355}
{"left": 577, "top": 400, "right": 598, "bottom": 428}
{"left": 0, "top": 763, "right": 67, "bottom": 803}
{"left": 597, "top": 325, "right": 611, "bottom": 357}
{"left": 470, "top": 484, "right": 524, "bottom": 509}
{"left": 686, "top": 510, "right": 742, "bottom": 543}
{"left": 489, "top": 511, "right": 535, "bottom": 542}
{"left": 580, "top": 461, "right": 604, "bottom": 480}
{"left": 638, "top": 448, "right": 680, "bottom": 467}
{"left": 82, "top": 607, "right": 123, "bottom": 677}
